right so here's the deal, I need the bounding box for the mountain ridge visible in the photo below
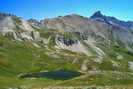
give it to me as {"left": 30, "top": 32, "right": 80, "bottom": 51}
{"left": 1, "top": 11, "right": 133, "bottom": 89}
{"left": 90, "top": 11, "right": 133, "bottom": 30}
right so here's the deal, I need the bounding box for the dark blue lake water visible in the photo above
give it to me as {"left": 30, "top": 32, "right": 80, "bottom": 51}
{"left": 20, "top": 70, "right": 82, "bottom": 80}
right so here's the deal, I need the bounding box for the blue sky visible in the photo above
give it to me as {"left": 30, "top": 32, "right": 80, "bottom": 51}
{"left": 0, "top": 0, "right": 133, "bottom": 21}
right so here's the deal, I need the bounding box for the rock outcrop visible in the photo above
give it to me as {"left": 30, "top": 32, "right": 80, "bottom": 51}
{"left": 1, "top": 11, "right": 133, "bottom": 58}
{"left": 41, "top": 12, "right": 133, "bottom": 51}
{"left": 0, "top": 13, "right": 41, "bottom": 41}
{"left": 90, "top": 11, "right": 133, "bottom": 31}
{"left": 55, "top": 36, "right": 90, "bottom": 56}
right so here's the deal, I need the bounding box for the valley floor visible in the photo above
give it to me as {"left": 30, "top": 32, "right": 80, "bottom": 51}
{"left": 1, "top": 72, "right": 133, "bottom": 89}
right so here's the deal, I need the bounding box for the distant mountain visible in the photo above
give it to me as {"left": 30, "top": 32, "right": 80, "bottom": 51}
{"left": 90, "top": 11, "right": 133, "bottom": 30}
{"left": 40, "top": 14, "right": 94, "bottom": 32}
{"left": 28, "top": 19, "right": 41, "bottom": 29}
{"left": 40, "top": 11, "right": 133, "bottom": 51}
{"left": 1, "top": 11, "right": 133, "bottom": 51}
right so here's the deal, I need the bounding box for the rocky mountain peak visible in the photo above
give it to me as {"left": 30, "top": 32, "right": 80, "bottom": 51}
{"left": 90, "top": 11, "right": 133, "bottom": 30}
{"left": 90, "top": 11, "right": 104, "bottom": 19}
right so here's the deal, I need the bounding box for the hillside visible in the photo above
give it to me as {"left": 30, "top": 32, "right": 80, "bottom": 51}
{"left": 0, "top": 12, "right": 133, "bottom": 89}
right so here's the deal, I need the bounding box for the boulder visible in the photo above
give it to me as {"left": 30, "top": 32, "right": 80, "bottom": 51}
{"left": 31, "top": 31, "right": 40, "bottom": 41}
{"left": 81, "top": 60, "right": 89, "bottom": 72}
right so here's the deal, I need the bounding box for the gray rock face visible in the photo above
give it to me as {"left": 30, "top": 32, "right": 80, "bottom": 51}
{"left": 31, "top": 31, "right": 40, "bottom": 41}
{"left": 55, "top": 36, "right": 90, "bottom": 56}
{"left": 0, "top": 17, "right": 16, "bottom": 32}
{"left": 41, "top": 12, "right": 133, "bottom": 51}
{"left": 0, "top": 13, "right": 37, "bottom": 41}
{"left": 20, "top": 32, "right": 33, "bottom": 40}
{"left": 0, "top": 13, "right": 33, "bottom": 32}
{"left": 56, "top": 36, "right": 78, "bottom": 46}
{"left": 0, "top": 12, "right": 133, "bottom": 54}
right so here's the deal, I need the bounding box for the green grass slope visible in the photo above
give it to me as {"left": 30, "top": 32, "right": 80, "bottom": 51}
{"left": 1, "top": 30, "right": 133, "bottom": 89}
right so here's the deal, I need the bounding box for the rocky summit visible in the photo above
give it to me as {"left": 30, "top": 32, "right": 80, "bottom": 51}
{"left": 1, "top": 11, "right": 133, "bottom": 89}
